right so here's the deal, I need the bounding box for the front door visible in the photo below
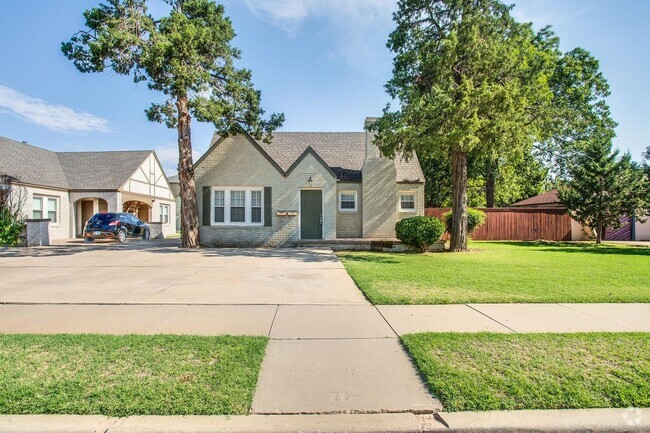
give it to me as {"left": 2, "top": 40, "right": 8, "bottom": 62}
{"left": 300, "top": 190, "right": 323, "bottom": 240}
{"left": 79, "top": 201, "right": 94, "bottom": 236}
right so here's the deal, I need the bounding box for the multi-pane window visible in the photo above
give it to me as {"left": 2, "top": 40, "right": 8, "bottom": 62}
{"left": 33, "top": 196, "right": 58, "bottom": 223}
{"left": 230, "top": 190, "right": 246, "bottom": 223}
{"left": 251, "top": 190, "right": 262, "bottom": 223}
{"left": 214, "top": 190, "right": 225, "bottom": 223}
{"left": 159, "top": 204, "right": 170, "bottom": 224}
{"left": 339, "top": 192, "right": 357, "bottom": 211}
{"left": 400, "top": 193, "right": 416, "bottom": 212}
{"left": 212, "top": 188, "right": 263, "bottom": 225}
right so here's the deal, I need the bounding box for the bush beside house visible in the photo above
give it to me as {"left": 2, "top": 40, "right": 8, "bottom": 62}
{"left": 395, "top": 216, "right": 445, "bottom": 252}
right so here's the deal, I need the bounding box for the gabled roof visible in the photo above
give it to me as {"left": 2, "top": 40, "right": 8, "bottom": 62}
{"left": 57, "top": 150, "right": 152, "bottom": 190}
{"left": 0, "top": 136, "right": 152, "bottom": 191}
{"left": 511, "top": 189, "right": 564, "bottom": 208}
{"left": 204, "top": 132, "right": 424, "bottom": 182}
{"left": 0, "top": 136, "right": 69, "bottom": 189}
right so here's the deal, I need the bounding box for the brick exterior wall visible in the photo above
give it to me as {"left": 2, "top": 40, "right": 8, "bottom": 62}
{"left": 361, "top": 158, "right": 398, "bottom": 238}
{"left": 336, "top": 182, "right": 363, "bottom": 238}
{"left": 195, "top": 135, "right": 337, "bottom": 247}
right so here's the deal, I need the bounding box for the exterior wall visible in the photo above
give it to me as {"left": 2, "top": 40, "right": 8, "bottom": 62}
{"left": 195, "top": 135, "right": 336, "bottom": 247}
{"left": 169, "top": 182, "right": 181, "bottom": 232}
{"left": 396, "top": 182, "right": 425, "bottom": 224}
{"left": 22, "top": 185, "right": 71, "bottom": 240}
{"left": 121, "top": 153, "right": 174, "bottom": 201}
{"left": 635, "top": 216, "right": 650, "bottom": 241}
{"left": 362, "top": 158, "right": 398, "bottom": 238}
{"left": 336, "top": 182, "right": 362, "bottom": 238}
{"left": 151, "top": 198, "right": 177, "bottom": 237}
{"left": 571, "top": 218, "right": 591, "bottom": 241}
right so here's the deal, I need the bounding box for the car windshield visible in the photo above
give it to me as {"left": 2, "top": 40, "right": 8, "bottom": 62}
{"left": 90, "top": 213, "right": 117, "bottom": 222}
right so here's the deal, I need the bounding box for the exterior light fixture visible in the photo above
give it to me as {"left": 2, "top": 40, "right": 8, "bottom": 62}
{"left": 308, "top": 176, "right": 314, "bottom": 187}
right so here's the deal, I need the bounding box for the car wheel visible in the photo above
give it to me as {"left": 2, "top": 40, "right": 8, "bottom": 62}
{"left": 142, "top": 229, "right": 150, "bottom": 241}
{"left": 116, "top": 229, "right": 127, "bottom": 244}
{"left": 84, "top": 237, "right": 94, "bottom": 243}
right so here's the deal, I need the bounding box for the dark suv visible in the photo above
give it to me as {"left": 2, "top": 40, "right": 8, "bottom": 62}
{"left": 84, "top": 212, "right": 150, "bottom": 243}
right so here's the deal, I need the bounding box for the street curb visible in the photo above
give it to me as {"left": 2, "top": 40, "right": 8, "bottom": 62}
{"left": 0, "top": 409, "right": 648, "bottom": 433}
{"left": 421, "top": 408, "right": 650, "bottom": 432}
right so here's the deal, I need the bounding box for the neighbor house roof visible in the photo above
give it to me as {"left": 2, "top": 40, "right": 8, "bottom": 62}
{"left": 0, "top": 136, "right": 152, "bottom": 191}
{"left": 213, "top": 132, "right": 424, "bottom": 182}
{"left": 510, "top": 189, "right": 564, "bottom": 208}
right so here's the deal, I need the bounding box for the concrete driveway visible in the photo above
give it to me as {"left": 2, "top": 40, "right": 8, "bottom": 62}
{"left": 0, "top": 240, "right": 366, "bottom": 305}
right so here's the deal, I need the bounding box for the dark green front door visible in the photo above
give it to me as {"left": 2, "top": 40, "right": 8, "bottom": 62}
{"left": 300, "top": 190, "right": 323, "bottom": 239}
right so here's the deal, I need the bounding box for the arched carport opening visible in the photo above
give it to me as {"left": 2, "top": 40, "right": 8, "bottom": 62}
{"left": 74, "top": 198, "right": 109, "bottom": 236}
{"left": 123, "top": 200, "right": 151, "bottom": 222}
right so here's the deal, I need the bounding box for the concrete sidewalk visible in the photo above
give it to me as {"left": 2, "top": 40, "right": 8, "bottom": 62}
{"left": 2, "top": 303, "right": 648, "bottom": 336}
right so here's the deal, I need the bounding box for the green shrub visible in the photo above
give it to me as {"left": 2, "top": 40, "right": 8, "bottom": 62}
{"left": 443, "top": 208, "right": 486, "bottom": 234}
{"left": 395, "top": 216, "right": 445, "bottom": 252}
{"left": 0, "top": 210, "right": 25, "bottom": 247}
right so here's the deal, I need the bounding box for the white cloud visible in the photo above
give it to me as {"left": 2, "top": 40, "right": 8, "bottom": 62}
{"left": 511, "top": 0, "right": 596, "bottom": 29}
{"left": 0, "top": 85, "right": 110, "bottom": 133}
{"left": 154, "top": 143, "right": 179, "bottom": 175}
{"left": 242, "top": 0, "right": 396, "bottom": 71}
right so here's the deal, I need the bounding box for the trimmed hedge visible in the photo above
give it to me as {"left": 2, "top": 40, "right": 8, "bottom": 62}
{"left": 443, "top": 208, "right": 486, "bottom": 235}
{"left": 395, "top": 216, "right": 445, "bottom": 253}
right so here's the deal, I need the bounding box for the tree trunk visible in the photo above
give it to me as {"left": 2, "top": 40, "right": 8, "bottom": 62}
{"left": 450, "top": 150, "right": 469, "bottom": 252}
{"left": 485, "top": 161, "right": 496, "bottom": 208}
{"left": 176, "top": 96, "right": 200, "bottom": 248}
{"left": 596, "top": 217, "right": 603, "bottom": 244}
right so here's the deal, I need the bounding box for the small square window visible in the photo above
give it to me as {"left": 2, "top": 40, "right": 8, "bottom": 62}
{"left": 159, "top": 204, "right": 170, "bottom": 224}
{"left": 339, "top": 192, "right": 357, "bottom": 211}
{"left": 400, "top": 193, "right": 416, "bottom": 211}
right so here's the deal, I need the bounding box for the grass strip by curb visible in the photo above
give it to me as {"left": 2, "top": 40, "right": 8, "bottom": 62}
{"left": 402, "top": 332, "right": 650, "bottom": 412}
{"left": 0, "top": 334, "right": 267, "bottom": 416}
{"left": 338, "top": 242, "right": 650, "bottom": 304}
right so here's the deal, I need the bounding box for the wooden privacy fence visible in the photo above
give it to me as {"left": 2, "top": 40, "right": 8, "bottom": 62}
{"left": 425, "top": 207, "right": 573, "bottom": 241}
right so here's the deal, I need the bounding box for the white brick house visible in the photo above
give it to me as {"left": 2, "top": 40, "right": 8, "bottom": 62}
{"left": 194, "top": 117, "right": 425, "bottom": 247}
{"left": 0, "top": 137, "right": 177, "bottom": 240}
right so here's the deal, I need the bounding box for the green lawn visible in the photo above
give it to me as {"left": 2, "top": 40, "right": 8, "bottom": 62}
{"left": 402, "top": 332, "right": 650, "bottom": 412}
{"left": 0, "top": 334, "right": 267, "bottom": 416}
{"left": 337, "top": 241, "right": 650, "bottom": 304}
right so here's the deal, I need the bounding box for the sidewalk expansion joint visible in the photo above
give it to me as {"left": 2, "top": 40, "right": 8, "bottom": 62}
{"left": 267, "top": 305, "right": 280, "bottom": 337}
{"left": 465, "top": 304, "right": 518, "bottom": 333}
{"left": 374, "top": 305, "right": 401, "bottom": 338}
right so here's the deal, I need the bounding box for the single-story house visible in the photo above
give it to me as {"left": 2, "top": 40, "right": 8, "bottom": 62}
{"left": 0, "top": 136, "right": 177, "bottom": 241}
{"left": 511, "top": 189, "right": 650, "bottom": 241}
{"left": 192, "top": 117, "right": 425, "bottom": 247}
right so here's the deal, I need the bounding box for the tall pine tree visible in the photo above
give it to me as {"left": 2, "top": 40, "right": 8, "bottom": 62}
{"left": 558, "top": 138, "right": 647, "bottom": 243}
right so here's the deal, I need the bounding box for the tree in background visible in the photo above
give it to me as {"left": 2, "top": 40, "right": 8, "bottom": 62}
{"left": 0, "top": 175, "right": 26, "bottom": 247}
{"left": 558, "top": 138, "right": 647, "bottom": 244}
{"left": 370, "top": 0, "right": 554, "bottom": 251}
{"left": 63, "top": 0, "right": 284, "bottom": 248}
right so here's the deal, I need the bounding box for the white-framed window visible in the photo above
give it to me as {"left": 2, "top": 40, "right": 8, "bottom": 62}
{"left": 338, "top": 191, "right": 357, "bottom": 212}
{"left": 212, "top": 187, "right": 264, "bottom": 226}
{"left": 33, "top": 195, "right": 59, "bottom": 223}
{"left": 159, "top": 204, "right": 170, "bottom": 224}
{"left": 399, "top": 192, "right": 416, "bottom": 212}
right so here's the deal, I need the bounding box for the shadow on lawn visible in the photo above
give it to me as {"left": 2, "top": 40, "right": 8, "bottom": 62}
{"left": 490, "top": 241, "right": 650, "bottom": 257}
{"left": 337, "top": 253, "right": 401, "bottom": 264}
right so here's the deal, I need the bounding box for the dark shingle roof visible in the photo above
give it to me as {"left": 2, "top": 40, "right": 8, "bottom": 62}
{"left": 168, "top": 175, "right": 179, "bottom": 183}
{"left": 511, "top": 189, "right": 564, "bottom": 208}
{"left": 0, "top": 137, "right": 69, "bottom": 189}
{"left": 0, "top": 136, "right": 151, "bottom": 190}
{"left": 57, "top": 151, "right": 151, "bottom": 190}
{"left": 253, "top": 132, "right": 424, "bottom": 182}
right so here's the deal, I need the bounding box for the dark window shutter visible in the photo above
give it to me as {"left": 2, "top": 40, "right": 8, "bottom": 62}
{"left": 264, "top": 187, "right": 272, "bottom": 227}
{"left": 202, "top": 186, "right": 211, "bottom": 226}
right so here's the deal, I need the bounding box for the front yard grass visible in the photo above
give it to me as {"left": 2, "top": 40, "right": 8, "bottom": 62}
{"left": 337, "top": 241, "right": 650, "bottom": 304}
{"left": 0, "top": 334, "right": 267, "bottom": 416}
{"left": 402, "top": 332, "right": 650, "bottom": 412}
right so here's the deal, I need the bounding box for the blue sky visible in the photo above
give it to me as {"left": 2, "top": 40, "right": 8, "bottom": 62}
{"left": 1, "top": 0, "right": 648, "bottom": 175}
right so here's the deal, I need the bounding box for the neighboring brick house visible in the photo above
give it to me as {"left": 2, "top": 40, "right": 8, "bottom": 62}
{"left": 0, "top": 137, "right": 177, "bottom": 241}
{"left": 193, "top": 117, "right": 425, "bottom": 247}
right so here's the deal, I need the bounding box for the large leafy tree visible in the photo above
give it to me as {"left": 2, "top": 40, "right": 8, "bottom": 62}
{"left": 62, "top": 0, "right": 284, "bottom": 248}
{"left": 370, "top": 0, "right": 554, "bottom": 251}
{"left": 558, "top": 137, "right": 647, "bottom": 244}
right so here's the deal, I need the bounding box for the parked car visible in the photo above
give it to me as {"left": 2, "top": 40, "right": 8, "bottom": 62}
{"left": 84, "top": 212, "right": 150, "bottom": 243}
